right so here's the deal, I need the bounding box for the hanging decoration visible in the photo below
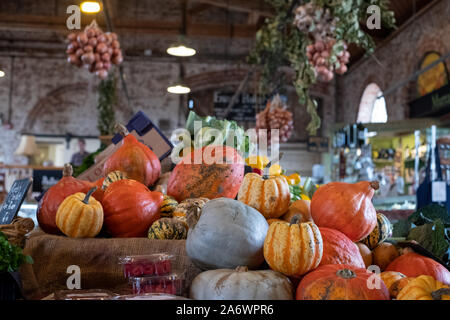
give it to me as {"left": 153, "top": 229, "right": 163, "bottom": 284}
{"left": 248, "top": 0, "right": 396, "bottom": 135}
{"left": 97, "top": 73, "right": 117, "bottom": 136}
{"left": 66, "top": 20, "right": 123, "bottom": 80}
{"left": 256, "top": 94, "right": 294, "bottom": 144}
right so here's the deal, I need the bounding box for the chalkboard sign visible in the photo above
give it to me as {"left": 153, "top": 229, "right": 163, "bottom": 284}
{"left": 0, "top": 178, "right": 32, "bottom": 225}
{"left": 32, "top": 169, "right": 62, "bottom": 193}
{"left": 213, "top": 91, "right": 259, "bottom": 122}
{"left": 307, "top": 136, "right": 329, "bottom": 152}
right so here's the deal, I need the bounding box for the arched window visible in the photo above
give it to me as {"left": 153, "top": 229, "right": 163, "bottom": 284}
{"left": 356, "top": 83, "right": 388, "bottom": 123}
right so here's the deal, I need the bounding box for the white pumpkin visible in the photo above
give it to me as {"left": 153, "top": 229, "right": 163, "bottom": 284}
{"left": 190, "top": 266, "right": 294, "bottom": 300}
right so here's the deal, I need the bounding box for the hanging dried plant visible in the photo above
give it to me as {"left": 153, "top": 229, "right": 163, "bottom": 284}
{"left": 248, "top": 0, "right": 396, "bottom": 135}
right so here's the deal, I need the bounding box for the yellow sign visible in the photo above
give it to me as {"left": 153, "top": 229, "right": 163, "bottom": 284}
{"left": 417, "top": 52, "right": 448, "bottom": 97}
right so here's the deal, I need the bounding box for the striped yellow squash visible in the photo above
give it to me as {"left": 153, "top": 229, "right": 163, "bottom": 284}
{"left": 360, "top": 213, "right": 392, "bottom": 249}
{"left": 237, "top": 173, "right": 291, "bottom": 219}
{"left": 102, "top": 170, "right": 127, "bottom": 190}
{"left": 263, "top": 217, "right": 323, "bottom": 277}
{"left": 160, "top": 195, "right": 178, "bottom": 218}
{"left": 148, "top": 218, "right": 187, "bottom": 240}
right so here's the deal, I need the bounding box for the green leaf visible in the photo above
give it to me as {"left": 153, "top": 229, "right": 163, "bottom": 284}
{"left": 408, "top": 204, "right": 450, "bottom": 226}
{"left": 407, "top": 220, "right": 450, "bottom": 261}
{"left": 392, "top": 219, "right": 412, "bottom": 238}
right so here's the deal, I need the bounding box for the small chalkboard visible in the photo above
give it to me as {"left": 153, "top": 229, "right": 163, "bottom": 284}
{"left": 0, "top": 178, "right": 32, "bottom": 225}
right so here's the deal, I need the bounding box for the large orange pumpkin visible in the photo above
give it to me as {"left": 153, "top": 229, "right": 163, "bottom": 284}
{"left": 310, "top": 181, "right": 378, "bottom": 242}
{"left": 319, "top": 227, "right": 365, "bottom": 268}
{"left": 102, "top": 179, "right": 164, "bottom": 237}
{"left": 238, "top": 173, "right": 291, "bottom": 219}
{"left": 385, "top": 252, "right": 450, "bottom": 285}
{"left": 263, "top": 217, "right": 323, "bottom": 277}
{"left": 167, "top": 145, "right": 244, "bottom": 202}
{"left": 103, "top": 124, "right": 161, "bottom": 187}
{"left": 37, "top": 164, "right": 93, "bottom": 235}
{"left": 296, "top": 264, "right": 390, "bottom": 300}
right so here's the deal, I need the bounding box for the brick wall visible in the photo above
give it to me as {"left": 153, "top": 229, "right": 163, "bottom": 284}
{"left": 335, "top": 0, "right": 450, "bottom": 125}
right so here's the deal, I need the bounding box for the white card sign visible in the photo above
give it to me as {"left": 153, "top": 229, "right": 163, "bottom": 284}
{"left": 432, "top": 181, "right": 447, "bottom": 203}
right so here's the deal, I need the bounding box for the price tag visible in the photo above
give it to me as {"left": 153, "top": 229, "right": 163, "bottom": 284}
{"left": 432, "top": 181, "right": 447, "bottom": 203}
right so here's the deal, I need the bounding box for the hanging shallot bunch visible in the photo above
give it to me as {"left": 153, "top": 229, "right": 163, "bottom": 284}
{"left": 255, "top": 94, "right": 293, "bottom": 144}
{"left": 66, "top": 20, "right": 123, "bottom": 80}
{"left": 293, "top": 2, "right": 350, "bottom": 82}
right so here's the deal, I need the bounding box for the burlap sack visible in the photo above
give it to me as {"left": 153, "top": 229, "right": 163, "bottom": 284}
{"left": 19, "top": 230, "right": 202, "bottom": 300}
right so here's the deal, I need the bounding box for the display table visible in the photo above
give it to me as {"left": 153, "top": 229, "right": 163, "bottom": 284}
{"left": 19, "top": 230, "right": 202, "bottom": 300}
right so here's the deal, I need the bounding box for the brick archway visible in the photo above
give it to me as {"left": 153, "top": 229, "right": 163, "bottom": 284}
{"left": 23, "top": 82, "right": 133, "bottom": 135}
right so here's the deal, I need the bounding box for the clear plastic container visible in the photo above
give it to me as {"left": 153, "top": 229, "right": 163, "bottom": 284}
{"left": 130, "top": 273, "right": 184, "bottom": 296}
{"left": 54, "top": 289, "right": 117, "bottom": 300}
{"left": 113, "top": 293, "right": 189, "bottom": 300}
{"left": 119, "top": 254, "right": 174, "bottom": 278}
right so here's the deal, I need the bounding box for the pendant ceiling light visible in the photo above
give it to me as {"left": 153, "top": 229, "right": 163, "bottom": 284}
{"left": 80, "top": 1, "right": 101, "bottom": 13}
{"left": 167, "top": 63, "right": 190, "bottom": 94}
{"left": 167, "top": 0, "right": 196, "bottom": 57}
{"left": 0, "top": 70, "right": 5, "bottom": 78}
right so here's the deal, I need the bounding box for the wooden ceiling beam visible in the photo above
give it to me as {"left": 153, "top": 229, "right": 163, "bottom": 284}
{"left": 0, "top": 14, "right": 258, "bottom": 38}
{"left": 190, "top": 0, "right": 274, "bottom": 17}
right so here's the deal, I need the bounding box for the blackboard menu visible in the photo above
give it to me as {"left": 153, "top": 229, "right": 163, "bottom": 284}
{"left": 0, "top": 178, "right": 32, "bottom": 225}
{"left": 213, "top": 91, "right": 259, "bottom": 122}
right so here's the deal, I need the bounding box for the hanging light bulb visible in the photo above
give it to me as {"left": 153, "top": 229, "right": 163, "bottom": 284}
{"left": 0, "top": 70, "right": 5, "bottom": 78}
{"left": 167, "top": 84, "right": 191, "bottom": 94}
{"left": 167, "top": 63, "right": 190, "bottom": 94}
{"left": 167, "top": 1, "right": 196, "bottom": 57}
{"left": 166, "top": 44, "right": 196, "bottom": 57}
{"left": 80, "top": 1, "right": 101, "bottom": 13}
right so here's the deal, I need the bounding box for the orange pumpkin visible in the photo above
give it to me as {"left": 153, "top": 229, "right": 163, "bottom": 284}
{"left": 319, "top": 227, "right": 365, "bottom": 268}
{"left": 103, "top": 124, "right": 161, "bottom": 187}
{"left": 385, "top": 252, "right": 450, "bottom": 285}
{"left": 296, "top": 264, "right": 390, "bottom": 300}
{"left": 356, "top": 243, "right": 373, "bottom": 268}
{"left": 310, "top": 181, "right": 378, "bottom": 242}
{"left": 397, "top": 275, "right": 450, "bottom": 300}
{"left": 281, "top": 200, "right": 312, "bottom": 223}
{"left": 238, "top": 173, "right": 291, "bottom": 219}
{"left": 380, "top": 271, "right": 406, "bottom": 298}
{"left": 91, "top": 177, "right": 105, "bottom": 203}
{"left": 390, "top": 277, "right": 414, "bottom": 299}
{"left": 55, "top": 187, "right": 103, "bottom": 238}
{"left": 37, "top": 164, "right": 93, "bottom": 235}
{"left": 372, "top": 242, "right": 399, "bottom": 271}
{"left": 263, "top": 217, "right": 323, "bottom": 277}
{"left": 102, "top": 179, "right": 164, "bottom": 237}
{"left": 167, "top": 145, "right": 244, "bottom": 202}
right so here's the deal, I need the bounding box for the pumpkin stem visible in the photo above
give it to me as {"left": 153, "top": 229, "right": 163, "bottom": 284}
{"left": 289, "top": 215, "right": 302, "bottom": 226}
{"left": 336, "top": 269, "right": 356, "bottom": 279}
{"left": 114, "top": 123, "right": 129, "bottom": 137}
{"left": 370, "top": 181, "right": 380, "bottom": 190}
{"left": 431, "top": 288, "right": 450, "bottom": 300}
{"left": 82, "top": 187, "right": 97, "bottom": 204}
{"left": 63, "top": 163, "right": 73, "bottom": 177}
{"left": 235, "top": 266, "right": 249, "bottom": 272}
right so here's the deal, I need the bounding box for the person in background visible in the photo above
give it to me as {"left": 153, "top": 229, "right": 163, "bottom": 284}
{"left": 71, "top": 138, "right": 90, "bottom": 167}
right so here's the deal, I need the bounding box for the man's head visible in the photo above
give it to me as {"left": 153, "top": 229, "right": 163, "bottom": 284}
{"left": 78, "top": 138, "right": 86, "bottom": 152}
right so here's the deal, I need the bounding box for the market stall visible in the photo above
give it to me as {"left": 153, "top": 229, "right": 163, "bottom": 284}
{"left": 0, "top": 0, "right": 449, "bottom": 303}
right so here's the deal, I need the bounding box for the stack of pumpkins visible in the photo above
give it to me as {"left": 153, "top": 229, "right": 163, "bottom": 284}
{"left": 186, "top": 174, "right": 450, "bottom": 300}
{"left": 36, "top": 125, "right": 247, "bottom": 240}
{"left": 35, "top": 124, "right": 450, "bottom": 300}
